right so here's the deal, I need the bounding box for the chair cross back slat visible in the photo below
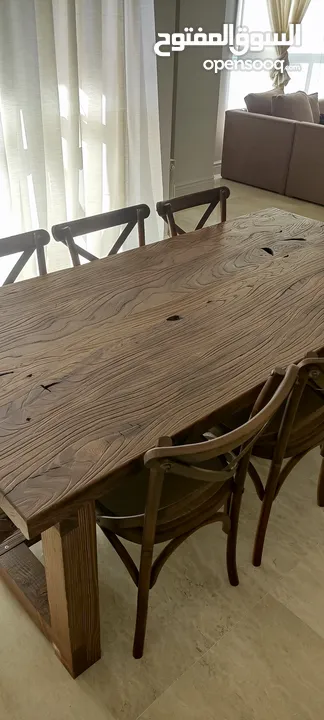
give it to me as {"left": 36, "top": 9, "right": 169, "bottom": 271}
{"left": 0, "top": 230, "right": 50, "bottom": 285}
{"left": 52, "top": 204, "right": 150, "bottom": 267}
{"left": 156, "top": 187, "right": 230, "bottom": 237}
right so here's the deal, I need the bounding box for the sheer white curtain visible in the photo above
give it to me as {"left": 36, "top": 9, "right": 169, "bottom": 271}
{"left": 0, "top": 0, "right": 163, "bottom": 277}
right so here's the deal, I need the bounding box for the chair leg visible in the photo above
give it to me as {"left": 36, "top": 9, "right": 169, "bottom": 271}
{"left": 220, "top": 195, "right": 226, "bottom": 223}
{"left": 133, "top": 550, "right": 153, "bottom": 659}
{"left": 317, "top": 444, "right": 324, "bottom": 507}
{"left": 226, "top": 486, "right": 244, "bottom": 587}
{"left": 132, "top": 458, "right": 166, "bottom": 659}
{"left": 253, "top": 465, "right": 280, "bottom": 567}
{"left": 222, "top": 495, "right": 231, "bottom": 534}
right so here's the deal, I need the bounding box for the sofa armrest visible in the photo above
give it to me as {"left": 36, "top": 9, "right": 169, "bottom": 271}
{"left": 286, "top": 122, "right": 324, "bottom": 205}
{"left": 221, "top": 110, "right": 296, "bottom": 194}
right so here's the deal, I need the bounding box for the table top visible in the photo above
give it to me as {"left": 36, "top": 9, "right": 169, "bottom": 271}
{"left": 1, "top": 207, "right": 324, "bottom": 538}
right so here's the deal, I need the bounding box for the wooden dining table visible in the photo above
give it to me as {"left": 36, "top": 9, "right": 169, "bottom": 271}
{"left": 0, "top": 206, "right": 324, "bottom": 677}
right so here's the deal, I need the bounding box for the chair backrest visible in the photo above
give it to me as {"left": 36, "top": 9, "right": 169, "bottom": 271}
{"left": 99, "top": 363, "right": 298, "bottom": 535}
{"left": 0, "top": 229, "right": 49, "bottom": 285}
{"left": 156, "top": 187, "right": 230, "bottom": 237}
{"left": 52, "top": 204, "right": 151, "bottom": 267}
{"left": 138, "top": 363, "right": 300, "bottom": 534}
{"left": 145, "top": 363, "right": 299, "bottom": 471}
{"left": 255, "top": 353, "right": 324, "bottom": 463}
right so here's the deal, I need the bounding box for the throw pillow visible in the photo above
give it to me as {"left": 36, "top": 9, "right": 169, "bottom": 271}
{"left": 320, "top": 114, "right": 324, "bottom": 125}
{"left": 244, "top": 88, "right": 284, "bottom": 115}
{"left": 272, "top": 91, "right": 314, "bottom": 122}
{"left": 308, "top": 92, "right": 320, "bottom": 123}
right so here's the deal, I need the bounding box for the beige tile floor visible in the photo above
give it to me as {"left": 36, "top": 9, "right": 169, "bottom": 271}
{"left": 2, "top": 182, "right": 324, "bottom": 720}
{"left": 183, "top": 177, "right": 324, "bottom": 228}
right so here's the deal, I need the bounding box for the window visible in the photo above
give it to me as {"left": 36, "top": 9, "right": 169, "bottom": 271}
{"left": 289, "top": 0, "right": 324, "bottom": 94}
{"left": 226, "top": 0, "right": 324, "bottom": 109}
{"left": 227, "top": 0, "right": 272, "bottom": 109}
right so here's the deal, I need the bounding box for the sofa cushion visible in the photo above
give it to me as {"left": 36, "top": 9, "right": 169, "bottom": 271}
{"left": 272, "top": 91, "right": 314, "bottom": 122}
{"left": 308, "top": 92, "right": 320, "bottom": 123}
{"left": 244, "top": 88, "right": 283, "bottom": 115}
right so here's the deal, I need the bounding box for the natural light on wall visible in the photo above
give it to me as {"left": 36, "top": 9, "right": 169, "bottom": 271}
{"left": 227, "top": 0, "right": 324, "bottom": 109}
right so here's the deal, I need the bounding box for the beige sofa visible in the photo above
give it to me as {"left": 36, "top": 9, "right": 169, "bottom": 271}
{"left": 221, "top": 99, "right": 324, "bottom": 205}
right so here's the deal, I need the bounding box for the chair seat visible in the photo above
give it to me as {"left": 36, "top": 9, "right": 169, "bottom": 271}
{"left": 218, "top": 382, "right": 324, "bottom": 458}
{"left": 97, "top": 455, "right": 231, "bottom": 542}
{"left": 99, "top": 467, "right": 199, "bottom": 518}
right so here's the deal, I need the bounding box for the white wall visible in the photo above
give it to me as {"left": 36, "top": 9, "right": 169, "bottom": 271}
{"left": 173, "top": 0, "right": 227, "bottom": 195}
{"left": 214, "top": 0, "right": 240, "bottom": 173}
{"left": 154, "top": 0, "right": 176, "bottom": 197}
{"left": 154, "top": 0, "right": 227, "bottom": 198}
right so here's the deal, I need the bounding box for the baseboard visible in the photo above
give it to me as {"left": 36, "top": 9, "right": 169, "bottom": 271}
{"left": 174, "top": 176, "right": 215, "bottom": 197}
{"left": 213, "top": 160, "right": 222, "bottom": 179}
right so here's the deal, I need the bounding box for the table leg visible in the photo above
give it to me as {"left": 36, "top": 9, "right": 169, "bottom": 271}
{"left": 41, "top": 500, "right": 101, "bottom": 678}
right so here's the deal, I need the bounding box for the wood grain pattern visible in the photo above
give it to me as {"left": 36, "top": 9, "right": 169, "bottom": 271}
{"left": 41, "top": 500, "right": 100, "bottom": 678}
{"left": 0, "top": 208, "right": 324, "bottom": 538}
{"left": 0, "top": 543, "right": 50, "bottom": 633}
{"left": 0, "top": 528, "right": 29, "bottom": 556}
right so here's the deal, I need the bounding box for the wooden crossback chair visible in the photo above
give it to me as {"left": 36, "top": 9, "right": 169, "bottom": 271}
{"left": 214, "top": 352, "right": 324, "bottom": 567}
{"left": 96, "top": 363, "right": 298, "bottom": 659}
{"left": 156, "top": 187, "right": 230, "bottom": 237}
{"left": 52, "top": 204, "right": 151, "bottom": 267}
{"left": 0, "top": 230, "right": 49, "bottom": 285}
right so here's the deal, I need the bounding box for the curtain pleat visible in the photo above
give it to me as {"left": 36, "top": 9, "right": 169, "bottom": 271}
{"left": 0, "top": 0, "right": 163, "bottom": 275}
